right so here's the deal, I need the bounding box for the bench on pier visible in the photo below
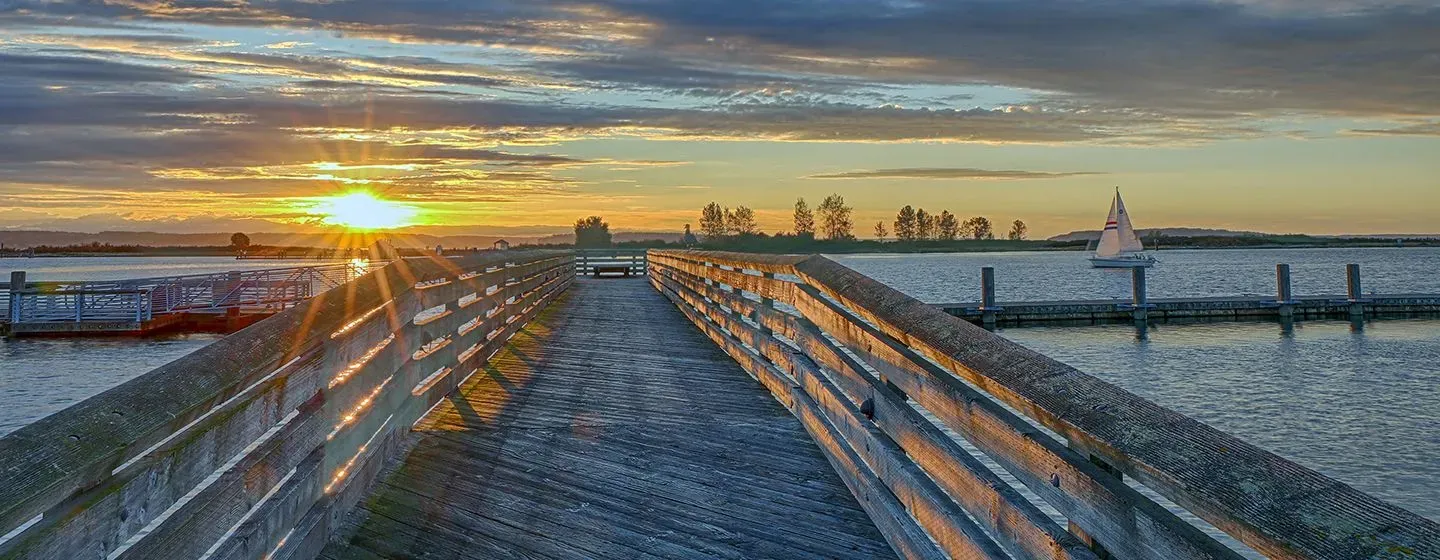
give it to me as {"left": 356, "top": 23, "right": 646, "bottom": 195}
{"left": 590, "top": 264, "right": 634, "bottom": 277}
{"left": 576, "top": 249, "right": 647, "bottom": 278}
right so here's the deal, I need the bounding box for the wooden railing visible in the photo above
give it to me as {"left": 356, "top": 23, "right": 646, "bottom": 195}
{"left": 575, "top": 249, "right": 647, "bottom": 277}
{"left": 0, "top": 251, "right": 573, "bottom": 560}
{"left": 648, "top": 250, "right": 1439, "bottom": 560}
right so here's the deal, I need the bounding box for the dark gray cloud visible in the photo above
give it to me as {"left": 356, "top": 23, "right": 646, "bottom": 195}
{"left": 1344, "top": 121, "right": 1440, "bottom": 136}
{"left": 8, "top": 0, "right": 1437, "bottom": 117}
{"left": 0, "top": 52, "right": 204, "bottom": 83}
{"left": 598, "top": 0, "right": 1440, "bottom": 116}
{"left": 537, "top": 55, "right": 863, "bottom": 97}
{"left": 806, "top": 167, "right": 1107, "bottom": 180}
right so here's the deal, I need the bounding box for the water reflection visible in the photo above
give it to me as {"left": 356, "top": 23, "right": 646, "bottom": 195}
{"left": 1000, "top": 318, "right": 1440, "bottom": 522}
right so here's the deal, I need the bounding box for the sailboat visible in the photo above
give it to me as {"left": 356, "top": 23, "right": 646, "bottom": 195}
{"left": 1090, "top": 188, "right": 1158, "bottom": 268}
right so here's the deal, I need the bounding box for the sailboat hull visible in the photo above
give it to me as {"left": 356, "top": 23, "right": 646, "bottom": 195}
{"left": 1090, "top": 256, "right": 1157, "bottom": 268}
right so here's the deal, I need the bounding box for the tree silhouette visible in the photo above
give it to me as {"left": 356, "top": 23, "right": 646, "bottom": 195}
{"left": 937, "top": 211, "right": 959, "bottom": 241}
{"left": 873, "top": 221, "right": 888, "bottom": 241}
{"left": 915, "top": 208, "right": 935, "bottom": 240}
{"left": 727, "top": 206, "right": 758, "bottom": 235}
{"left": 1008, "top": 219, "right": 1029, "bottom": 240}
{"left": 893, "top": 206, "right": 917, "bottom": 241}
{"left": 963, "top": 216, "right": 994, "bottom": 240}
{"left": 573, "top": 216, "right": 612, "bottom": 248}
{"left": 699, "top": 202, "right": 727, "bottom": 239}
{"left": 816, "top": 194, "right": 854, "bottom": 240}
{"left": 792, "top": 198, "right": 815, "bottom": 239}
{"left": 230, "top": 232, "right": 251, "bottom": 251}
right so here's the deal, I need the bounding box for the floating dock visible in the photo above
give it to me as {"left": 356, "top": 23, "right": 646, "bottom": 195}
{"left": 4, "top": 262, "right": 365, "bottom": 336}
{"left": 941, "top": 293, "right": 1440, "bottom": 326}
{"left": 940, "top": 263, "right": 1440, "bottom": 327}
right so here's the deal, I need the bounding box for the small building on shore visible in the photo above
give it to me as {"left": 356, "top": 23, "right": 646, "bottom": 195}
{"left": 492, "top": 239, "right": 511, "bottom": 251}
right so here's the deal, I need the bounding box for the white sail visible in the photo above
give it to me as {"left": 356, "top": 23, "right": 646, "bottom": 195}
{"left": 1090, "top": 189, "right": 1156, "bottom": 268}
{"left": 1114, "top": 190, "right": 1145, "bottom": 253}
{"left": 1094, "top": 194, "right": 1123, "bottom": 258}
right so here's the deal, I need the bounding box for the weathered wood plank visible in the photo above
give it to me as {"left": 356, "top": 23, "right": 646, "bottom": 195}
{"left": 0, "top": 251, "right": 572, "bottom": 560}
{"left": 321, "top": 278, "right": 896, "bottom": 560}
{"left": 788, "top": 255, "right": 1440, "bottom": 560}
{"left": 653, "top": 264, "right": 1097, "bottom": 560}
{"left": 653, "top": 276, "right": 951, "bottom": 560}
{"left": 653, "top": 249, "right": 1440, "bottom": 560}
{"left": 655, "top": 257, "right": 1238, "bottom": 559}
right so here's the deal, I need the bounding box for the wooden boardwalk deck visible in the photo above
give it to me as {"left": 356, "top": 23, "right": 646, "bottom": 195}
{"left": 320, "top": 278, "right": 895, "bottom": 560}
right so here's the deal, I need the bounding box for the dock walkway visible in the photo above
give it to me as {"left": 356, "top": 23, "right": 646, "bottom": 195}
{"left": 5, "top": 250, "right": 1435, "bottom": 560}
{"left": 320, "top": 278, "right": 895, "bottom": 559}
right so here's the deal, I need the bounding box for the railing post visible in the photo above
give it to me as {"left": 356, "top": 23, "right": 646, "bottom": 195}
{"left": 1069, "top": 446, "right": 1122, "bottom": 559}
{"left": 76, "top": 292, "right": 85, "bottom": 323}
{"left": 1131, "top": 267, "right": 1149, "bottom": 323}
{"left": 1275, "top": 264, "right": 1294, "bottom": 319}
{"left": 728, "top": 267, "right": 743, "bottom": 320}
{"left": 8, "top": 271, "right": 23, "bottom": 323}
{"left": 759, "top": 272, "right": 775, "bottom": 336}
{"left": 1345, "top": 263, "right": 1365, "bottom": 319}
{"left": 979, "top": 267, "right": 999, "bottom": 329}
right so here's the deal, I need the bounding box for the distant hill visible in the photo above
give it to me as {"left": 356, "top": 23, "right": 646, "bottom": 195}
{"left": 1048, "top": 227, "right": 1265, "bottom": 242}
{"left": 1049, "top": 228, "right": 1440, "bottom": 242}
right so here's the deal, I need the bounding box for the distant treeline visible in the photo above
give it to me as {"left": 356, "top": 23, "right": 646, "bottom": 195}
{"left": 0, "top": 242, "right": 365, "bottom": 258}
{"left": 532, "top": 233, "right": 1052, "bottom": 254}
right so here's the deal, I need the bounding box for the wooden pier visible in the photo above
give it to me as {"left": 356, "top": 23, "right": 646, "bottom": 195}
{"left": 0, "top": 250, "right": 1436, "bottom": 560}
{"left": 943, "top": 264, "right": 1440, "bottom": 327}
{"left": 320, "top": 279, "right": 892, "bottom": 559}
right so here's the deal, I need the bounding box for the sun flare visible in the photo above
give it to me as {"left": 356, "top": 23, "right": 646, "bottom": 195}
{"left": 309, "top": 191, "right": 418, "bottom": 229}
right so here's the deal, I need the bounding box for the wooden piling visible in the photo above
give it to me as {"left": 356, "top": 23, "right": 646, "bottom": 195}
{"left": 1130, "top": 267, "right": 1149, "bottom": 322}
{"left": 980, "top": 267, "right": 998, "bottom": 329}
{"left": 1276, "top": 264, "right": 1294, "bottom": 319}
{"left": 1346, "top": 264, "right": 1365, "bottom": 319}
{"left": 8, "top": 270, "right": 24, "bottom": 324}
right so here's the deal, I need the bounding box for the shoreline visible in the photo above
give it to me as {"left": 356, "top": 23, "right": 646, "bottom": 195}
{"left": 2, "top": 241, "right": 1435, "bottom": 258}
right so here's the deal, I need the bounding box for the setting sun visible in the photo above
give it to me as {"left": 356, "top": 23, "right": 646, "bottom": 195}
{"left": 309, "top": 191, "right": 418, "bottom": 229}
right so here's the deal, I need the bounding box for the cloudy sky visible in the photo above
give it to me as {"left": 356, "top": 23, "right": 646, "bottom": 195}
{"left": 1, "top": 0, "right": 1437, "bottom": 236}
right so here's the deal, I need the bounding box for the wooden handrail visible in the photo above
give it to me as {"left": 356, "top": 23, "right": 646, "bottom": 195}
{"left": 0, "top": 250, "right": 574, "bottom": 560}
{"left": 648, "top": 249, "right": 1440, "bottom": 560}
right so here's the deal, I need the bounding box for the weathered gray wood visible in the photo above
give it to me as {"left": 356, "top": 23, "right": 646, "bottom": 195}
{"left": 654, "top": 249, "right": 1440, "bottom": 560}
{"left": 653, "top": 276, "right": 953, "bottom": 560}
{"left": 0, "top": 251, "right": 573, "bottom": 560}
{"left": 0, "top": 350, "right": 328, "bottom": 560}
{"left": 659, "top": 273, "right": 1013, "bottom": 559}
{"left": 658, "top": 256, "right": 1237, "bottom": 559}
{"left": 653, "top": 263, "right": 1097, "bottom": 560}
{"left": 114, "top": 394, "right": 327, "bottom": 560}
{"left": 790, "top": 255, "right": 1440, "bottom": 560}
{"left": 321, "top": 278, "right": 895, "bottom": 560}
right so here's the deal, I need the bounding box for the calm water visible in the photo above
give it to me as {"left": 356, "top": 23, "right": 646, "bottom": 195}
{"left": 834, "top": 249, "right": 1440, "bottom": 524}
{"left": 0, "top": 333, "right": 223, "bottom": 435}
{"left": 0, "top": 257, "right": 342, "bottom": 436}
{"left": 1003, "top": 320, "right": 1440, "bottom": 523}
{"left": 833, "top": 247, "right": 1440, "bottom": 303}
